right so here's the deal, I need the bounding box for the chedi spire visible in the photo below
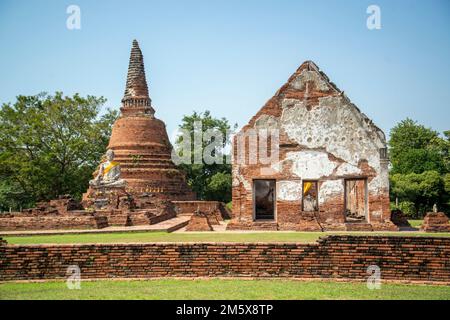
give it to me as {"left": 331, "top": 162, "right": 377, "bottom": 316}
{"left": 121, "top": 39, "right": 155, "bottom": 116}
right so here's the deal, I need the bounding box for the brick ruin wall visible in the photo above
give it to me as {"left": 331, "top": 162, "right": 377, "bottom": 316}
{"left": 174, "top": 201, "right": 231, "bottom": 221}
{"left": 1, "top": 236, "right": 449, "bottom": 283}
{"left": 0, "top": 194, "right": 180, "bottom": 231}
{"left": 0, "top": 214, "right": 107, "bottom": 231}
{"left": 0, "top": 200, "right": 230, "bottom": 232}
{"left": 230, "top": 62, "right": 395, "bottom": 231}
{"left": 173, "top": 201, "right": 232, "bottom": 231}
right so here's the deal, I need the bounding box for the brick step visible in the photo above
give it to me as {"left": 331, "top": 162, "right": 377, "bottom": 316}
{"left": 252, "top": 221, "right": 279, "bottom": 231}
{"left": 115, "top": 158, "right": 173, "bottom": 163}
{"left": 122, "top": 164, "right": 177, "bottom": 169}
{"left": 122, "top": 168, "right": 184, "bottom": 173}
{"left": 345, "top": 223, "right": 373, "bottom": 231}
{"left": 114, "top": 155, "right": 172, "bottom": 161}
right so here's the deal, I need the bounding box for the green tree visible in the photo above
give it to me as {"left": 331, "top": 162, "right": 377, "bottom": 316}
{"left": 390, "top": 171, "right": 444, "bottom": 217}
{"left": 0, "top": 92, "right": 118, "bottom": 210}
{"left": 174, "top": 111, "right": 236, "bottom": 203}
{"left": 430, "top": 130, "right": 450, "bottom": 174}
{"left": 389, "top": 118, "right": 445, "bottom": 175}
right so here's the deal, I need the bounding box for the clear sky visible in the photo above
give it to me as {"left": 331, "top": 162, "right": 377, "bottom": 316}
{"left": 0, "top": 0, "right": 449, "bottom": 140}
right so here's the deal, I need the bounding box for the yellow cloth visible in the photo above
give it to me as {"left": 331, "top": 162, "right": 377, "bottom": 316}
{"left": 103, "top": 161, "right": 119, "bottom": 176}
{"left": 303, "top": 182, "right": 312, "bottom": 195}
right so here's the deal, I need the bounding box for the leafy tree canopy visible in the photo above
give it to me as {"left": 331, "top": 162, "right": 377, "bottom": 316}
{"left": 389, "top": 118, "right": 446, "bottom": 174}
{"left": 0, "top": 92, "right": 118, "bottom": 210}
{"left": 174, "top": 111, "right": 236, "bottom": 203}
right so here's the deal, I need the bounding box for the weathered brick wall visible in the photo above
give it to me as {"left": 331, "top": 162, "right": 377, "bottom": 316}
{"left": 1, "top": 236, "right": 449, "bottom": 283}
{"left": 185, "top": 214, "right": 213, "bottom": 231}
{"left": 173, "top": 201, "right": 230, "bottom": 219}
{"left": 0, "top": 215, "right": 108, "bottom": 231}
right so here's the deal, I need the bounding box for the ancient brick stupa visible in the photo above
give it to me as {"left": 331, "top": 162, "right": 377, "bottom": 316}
{"left": 83, "top": 40, "right": 195, "bottom": 209}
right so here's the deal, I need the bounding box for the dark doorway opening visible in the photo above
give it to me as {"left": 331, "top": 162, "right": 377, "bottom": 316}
{"left": 345, "top": 179, "right": 368, "bottom": 222}
{"left": 253, "top": 179, "right": 276, "bottom": 220}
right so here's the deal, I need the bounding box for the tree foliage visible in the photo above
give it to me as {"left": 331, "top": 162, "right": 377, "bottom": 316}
{"left": 0, "top": 93, "right": 118, "bottom": 210}
{"left": 174, "top": 111, "right": 236, "bottom": 203}
{"left": 390, "top": 171, "right": 444, "bottom": 216}
{"left": 389, "top": 118, "right": 445, "bottom": 175}
{"left": 389, "top": 118, "right": 449, "bottom": 216}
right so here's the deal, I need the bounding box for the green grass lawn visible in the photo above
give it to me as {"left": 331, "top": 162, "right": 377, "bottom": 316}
{"left": 3, "top": 230, "right": 450, "bottom": 245}
{"left": 0, "top": 279, "right": 448, "bottom": 300}
{"left": 408, "top": 220, "right": 423, "bottom": 228}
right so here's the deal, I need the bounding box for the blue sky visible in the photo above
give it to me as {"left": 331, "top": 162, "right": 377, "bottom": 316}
{"left": 0, "top": 0, "right": 449, "bottom": 139}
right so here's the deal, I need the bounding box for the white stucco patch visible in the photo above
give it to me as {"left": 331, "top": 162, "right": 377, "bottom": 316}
{"left": 368, "top": 175, "right": 383, "bottom": 193}
{"left": 280, "top": 96, "right": 384, "bottom": 175}
{"left": 254, "top": 114, "right": 279, "bottom": 130}
{"left": 275, "top": 151, "right": 338, "bottom": 179}
{"left": 277, "top": 180, "right": 302, "bottom": 201}
{"left": 336, "top": 163, "right": 362, "bottom": 176}
{"left": 318, "top": 180, "right": 344, "bottom": 205}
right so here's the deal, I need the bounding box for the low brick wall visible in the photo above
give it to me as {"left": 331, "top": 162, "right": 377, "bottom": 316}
{"left": 0, "top": 214, "right": 108, "bottom": 231}
{"left": 173, "top": 201, "right": 231, "bottom": 219}
{"left": 0, "top": 236, "right": 449, "bottom": 283}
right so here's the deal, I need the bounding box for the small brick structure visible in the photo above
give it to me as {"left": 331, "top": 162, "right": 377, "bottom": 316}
{"left": 173, "top": 201, "right": 230, "bottom": 220}
{"left": 421, "top": 212, "right": 450, "bottom": 232}
{"left": 185, "top": 211, "right": 213, "bottom": 231}
{"left": 175, "top": 201, "right": 231, "bottom": 232}
{"left": 0, "top": 236, "right": 449, "bottom": 283}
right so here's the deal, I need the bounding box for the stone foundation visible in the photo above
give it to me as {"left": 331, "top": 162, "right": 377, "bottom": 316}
{"left": 1, "top": 236, "right": 449, "bottom": 283}
{"left": 226, "top": 213, "right": 398, "bottom": 231}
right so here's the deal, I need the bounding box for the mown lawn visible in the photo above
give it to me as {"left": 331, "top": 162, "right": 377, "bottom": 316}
{"left": 408, "top": 220, "right": 423, "bottom": 228}
{"left": 3, "top": 230, "right": 450, "bottom": 245}
{"left": 0, "top": 279, "right": 448, "bottom": 300}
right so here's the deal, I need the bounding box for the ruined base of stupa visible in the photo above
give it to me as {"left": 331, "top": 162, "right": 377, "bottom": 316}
{"left": 421, "top": 212, "right": 450, "bottom": 233}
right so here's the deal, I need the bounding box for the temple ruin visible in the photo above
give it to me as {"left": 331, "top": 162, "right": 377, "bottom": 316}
{"left": 0, "top": 40, "right": 227, "bottom": 232}
{"left": 2, "top": 42, "right": 443, "bottom": 233}
{"left": 228, "top": 61, "right": 398, "bottom": 231}
{"left": 82, "top": 39, "right": 195, "bottom": 208}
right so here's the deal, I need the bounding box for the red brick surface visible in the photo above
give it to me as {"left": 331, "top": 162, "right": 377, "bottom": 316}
{"left": 0, "top": 214, "right": 107, "bottom": 231}
{"left": 185, "top": 214, "right": 213, "bottom": 231}
{"left": 421, "top": 212, "right": 450, "bottom": 233}
{"left": 1, "top": 236, "right": 449, "bottom": 283}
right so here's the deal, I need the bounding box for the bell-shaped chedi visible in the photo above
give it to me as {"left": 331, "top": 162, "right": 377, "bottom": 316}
{"left": 86, "top": 40, "right": 195, "bottom": 206}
